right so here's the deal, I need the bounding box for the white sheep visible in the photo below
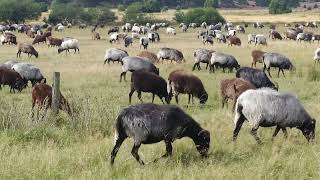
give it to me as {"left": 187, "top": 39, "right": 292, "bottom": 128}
{"left": 57, "top": 25, "right": 64, "bottom": 32}
{"left": 139, "top": 37, "right": 149, "bottom": 50}
{"left": 233, "top": 88, "right": 316, "bottom": 143}
{"left": 131, "top": 32, "right": 140, "bottom": 39}
{"left": 247, "top": 34, "right": 256, "bottom": 44}
{"left": 58, "top": 38, "right": 79, "bottom": 54}
{"left": 109, "top": 33, "right": 119, "bottom": 43}
{"left": 132, "top": 26, "right": 141, "bottom": 33}
{"left": 254, "top": 34, "right": 267, "bottom": 46}
{"left": 314, "top": 48, "right": 320, "bottom": 64}
{"left": 166, "top": 27, "right": 176, "bottom": 35}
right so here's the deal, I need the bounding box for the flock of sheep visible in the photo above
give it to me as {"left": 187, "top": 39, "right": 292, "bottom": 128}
{"left": 0, "top": 20, "right": 318, "bottom": 166}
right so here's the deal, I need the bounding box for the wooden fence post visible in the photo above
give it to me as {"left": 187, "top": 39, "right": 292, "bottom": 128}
{"left": 52, "top": 72, "right": 60, "bottom": 114}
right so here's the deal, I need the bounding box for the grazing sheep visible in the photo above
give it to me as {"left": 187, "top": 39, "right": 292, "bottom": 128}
{"left": 148, "top": 32, "right": 160, "bottom": 42}
{"left": 202, "top": 35, "right": 214, "bottom": 45}
{"left": 139, "top": 37, "right": 149, "bottom": 50}
{"left": 313, "top": 48, "right": 320, "bottom": 64}
{"left": 124, "top": 36, "right": 133, "bottom": 48}
{"left": 296, "top": 33, "right": 305, "bottom": 42}
{"left": 131, "top": 32, "right": 140, "bottom": 39}
{"left": 263, "top": 52, "right": 294, "bottom": 78}
{"left": 214, "top": 32, "right": 226, "bottom": 43}
{"left": 26, "top": 30, "right": 35, "bottom": 38}
{"left": 129, "top": 70, "right": 171, "bottom": 104}
{"left": 209, "top": 52, "right": 240, "bottom": 73}
{"left": 220, "top": 78, "right": 256, "bottom": 110}
{"left": 137, "top": 51, "right": 158, "bottom": 63}
{"left": 79, "top": 23, "right": 87, "bottom": 29}
{"left": 168, "top": 70, "right": 208, "bottom": 104}
{"left": 47, "top": 37, "right": 63, "bottom": 47}
{"left": 312, "top": 34, "right": 320, "bottom": 43}
{"left": 57, "top": 25, "right": 64, "bottom": 32}
{"left": 233, "top": 88, "right": 316, "bottom": 143}
{"left": 254, "top": 34, "right": 267, "bottom": 46}
{"left": 236, "top": 67, "right": 278, "bottom": 90}
{"left": 12, "top": 63, "right": 45, "bottom": 86}
{"left": 228, "top": 29, "right": 236, "bottom": 36}
{"left": 227, "top": 35, "right": 241, "bottom": 46}
{"left": 270, "top": 30, "right": 283, "bottom": 40}
{"left": 108, "top": 26, "right": 119, "bottom": 34}
{"left": 0, "top": 68, "right": 27, "bottom": 93}
{"left": 251, "top": 50, "right": 266, "bottom": 68}
{"left": 247, "top": 34, "right": 256, "bottom": 44}
{"left": 182, "top": 25, "right": 188, "bottom": 32}
{"left": 166, "top": 27, "right": 176, "bottom": 35}
{"left": 58, "top": 38, "right": 80, "bottom": 54}
{"left": 193, "top": 48, "right": 214, "bottom": 71}
{"left": 132, "top": 26, "right": 141, "bottom": 34}
{"left": 120, "top": 56, "right": 159, "bottom": 82}
{"left": 236, "top": 25, "right": 245, "bottom": 33}
{"left": 104, "top": 48, "right": 128, "bottom": 64}
{"left": 157, "top": 48, "right": 185, "bottom": 63}
{"left": 31, "top": 83, "right": 71, "bottom": 118}
{"left": 110, "top": 103, "right": 210, "bottom": 165}
{"left": 92, "top": 31, "right": 101, "bottom": 40}
{"left": 17, "top": 43, "right": 38, "bottom": 58}
{"left": 0, "top": 32, "right": 17, "bottom": 45}
{"left": 201, "top": 22, "right": 207, "bottom": 29}
{"left": 32, "top": 31, "right": 51, "bottom": 45}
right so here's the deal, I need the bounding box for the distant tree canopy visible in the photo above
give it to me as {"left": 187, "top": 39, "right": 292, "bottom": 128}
{"left": 269, "top": 0, "right": 292, "bottom": 14}
{"left": 175, "top": 8, "right": 225, "bottom": 24}
{"left": 204, "top": 0, "right": 219, "bottom": 8}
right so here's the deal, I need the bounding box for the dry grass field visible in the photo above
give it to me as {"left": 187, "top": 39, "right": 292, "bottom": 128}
{"left": 1, "top": 19, "right": 320, "bottom": 179}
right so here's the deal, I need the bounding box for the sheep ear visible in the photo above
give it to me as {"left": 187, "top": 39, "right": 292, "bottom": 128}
{"left": 198, "top": 130, "right": 210, "bottom": 138}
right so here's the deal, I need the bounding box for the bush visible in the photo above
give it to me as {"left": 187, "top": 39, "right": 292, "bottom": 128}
{"left": 269, "top": 0, "right": 292, "bottom": 14}
{"left": 162, "top": 6, "right": 169, "bottom": 12}
{"left": 174, "top": 8, "right": 225, "bottom": 25}
{"left": 118, "top": 4, "right": 126, "bottom": 11}
{"left": 204, "top": 0, "right": 219, "bottom": 8}
{"left": 0, "top": 0, "right": 42, "bottom": 23}
{"left": 142, "top": 0, "right": 161, "bottom": 13}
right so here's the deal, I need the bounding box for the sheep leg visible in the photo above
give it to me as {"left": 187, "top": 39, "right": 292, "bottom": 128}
{"left": 281, "top": 128, "right": 288, "bottom": 138}
{"left": 205, "top": 63, "right": 209, "bottom": 70}
{"left": 129, "top": 88, "right": 135, "bottom": 104}
{"left": 272, "top": 126, "right": 281, "bottom": 139}
{"left": 120, "top": 72, "right": 126, "bottom": 82}
{"left": 188, "top": 94, "right": 191, "bottom": 104}
{"left": 175, "top": 95, "right": 179, "bottom": 104}
{"left": 250, "top": 126, "right": 262, "bottom": 144}
{"left": 192, "top": 63, "right": 198, "bottom": 71}
{"left": 162, "top": 141, "right": 173, "bottom": 157}
{"left": 110, "top": 136, "right": 126, "bottom": 165}
{"left": 277, "top": 68, "right": 281, "bottom": 78}
{"left": 281, "top": 69, "right": 286, "bottom": 78}
{"left": 191, "top": 94, "right": 194, "bottom": 104}
{"left": 233, "top": 114, "right": 245, "bottom": 141}
{"left": 152, "top": 93, "right": 155, "bottom": 103}
{"left": 197, "top": 63, "right": 201, "bottom": 70}
{"left": 137, "top": 91, "right": 143, "bottom": 103}
{"left": 267, "top": 67, "right": 272, "bottom": 78}
{"left": 221, "top": 97, "right": 227, "bottom": 108}
{"left": 131, "top": 143, "right": 144, "bottom": 165}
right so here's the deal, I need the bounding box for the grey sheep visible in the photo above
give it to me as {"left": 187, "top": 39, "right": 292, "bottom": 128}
{"left": 209, "top": 52, "right": 240, "bottom": 73}
{"left": 17, "top": 43, "right": 38, "bottom": 58}
{"left": 263, "top": 52, "right": 294, "bottom": 78}
{"left": 124, "top": 36, "right": 133, "bottom": 48}
{"left": 110, "top": 103, "right": 210, "bottom": 165}
{"left": 233, "top": 88, "right": 316, "bottom": 143}
{"left": 193, "top": 48, "right": 214, "bottom": 71}
{"left": 120, "top": 56, "right": 159, "bottom": 82}
{"left": 104, "top": 48, "right": 128, "bottom": 65}
{"left": 157, "top": 48, "right": 185, "bottom": 63}
{"left": 12, "top": 63, "right": 46, "bottom": 86}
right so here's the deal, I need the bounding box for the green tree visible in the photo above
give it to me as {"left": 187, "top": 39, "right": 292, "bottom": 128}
{"left": 175, "top": 8, "right": 225, "bottom": 24}
{"left": 269, "top": 0, "right": 292, "bottom": 14}
{"left": 0, "top": 0, "right": 42, "bottom": 23}
{"left": 204, "top": 0, "right": 219, "bottom": 8}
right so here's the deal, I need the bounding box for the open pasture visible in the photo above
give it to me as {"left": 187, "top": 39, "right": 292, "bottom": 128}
{"left": 1, "top": 24, "right": 320, "bottom": 179}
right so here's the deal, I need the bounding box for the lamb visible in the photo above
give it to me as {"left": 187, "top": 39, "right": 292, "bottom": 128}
{"left": 32, "top": 31, "right": 51, "bottom": 45}
{"left": 0, "top": 68, "right": 27, "bottom": 93}
{"left": 193, "top": 48, "right": 214, "bottom": 71}
{"left": 124, "top": 36, "right": 133, "bottom": 47}
{"left": 209, "top": 52, "right": 240, "bottom": 73}
{"left": 109, "top": 33, "right": 119, "bottom": 43}
{"left": 58, "top": 38, "right": 80, "bottom": 54}
{"left": 251, "top": 50, "right": 266, "bottom": 67}
{"left": 157, "top": 48, "right": 185, "bottom": 63}
{"left": 31, "top": 83, "right": 72, "bottom": 118}
{"left": 168, "top": 70, "right": 208, "bottom": 104}
{"left": 247, "top": 34, "right": 255, "bottom": 44}
{"left": 12, "top": 63, "right": 45, "bottom": 86}
{"left": 263, "top": 52, "right": 294, "bottom": 78}
{"left": 227, "top": 35, "right": 241, "bottom": 46}
{"left": 47, "top": 36, "right": 63, "bottom": 47}
{"left": 254, "top": 34, "right": 267, "bottom": 46}
{"left": 120, "top": 56, "right": 159, "bottom": 82}
{"left": 166, "top": 27, "right": 176, "bottom": 35}
{"left": 137, "top": 51, "right": 158, "bottom": 63}
{"left": 139, "top": 37, "right": 149, "bottom": 50}
{"left": 233, "top": 88, "right": 316, "bottom": 143}
{"left": 220, "top": 78, "right": 256, "bottom": 110}
{"left": 313, "top": 48, "right": 320, "bottom": 64}
{"left": 129, "top": 70, "right": 171, "bottom": 104}
{"left": 92, "top": 31, "right": 101, "bottom": 40}
{"left": 17, "top": 43, "right": 38, "bottom": 58}
{"left": 236, "top": 67, "right": 278, "bottom": 90}
{"left": 110, "top": 103, "right": 210, "bottom": 165}
{"left": 104, "top": 48, "right": 128, "bottom": 64}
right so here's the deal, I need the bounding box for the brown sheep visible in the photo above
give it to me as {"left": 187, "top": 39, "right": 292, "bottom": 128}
{"left": 137, "top": 51, "right": 159, "bottom": 63}
{"left": 220, "top": 78, "right": 256, "bottom": 110}
{"left": 92, "top": 31, "right": 101, "bottom": 40}
{"left": 47, "top": 36, "right": 63, "bottom": 47}
{"left": 129, "top": 70, "right": 171, "bottom": 104}
{"left": 251, "top": 50, "right": 266, "bottom": 68}
{"left": 32, "top": 31, "right": 51, "bottom": 45}
{"left": 0, "top": 68, "right": 27, "bottom": 93}
{"left": 17, "top": 43, "right": 38, "bottom": 58}
{"left": 270, "top": 30, "right": 283, "bottom": 40}
{"left": 168, "top": 70, "right": 208, "bottom": 104}
{"left": 313, "top": 34, "right": 320, "bottom": 43}
{"left": 227, "top": 35, "right": 241, "bottom": 46}
{"left": 31, "top": 83, "right": 71, "bottom": 118}
{"left": 284, "top": 31, "right": 296, "bottom": 40}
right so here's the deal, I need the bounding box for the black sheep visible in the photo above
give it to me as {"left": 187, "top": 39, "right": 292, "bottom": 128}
{"left": 110, "top": 103, "right": 210, "bottom": 165}
{"left": 0, "top": 68, "right": 27, "bottom": 93}
{"left": 129, "top": 70, "right": 171, "bottom": 104}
